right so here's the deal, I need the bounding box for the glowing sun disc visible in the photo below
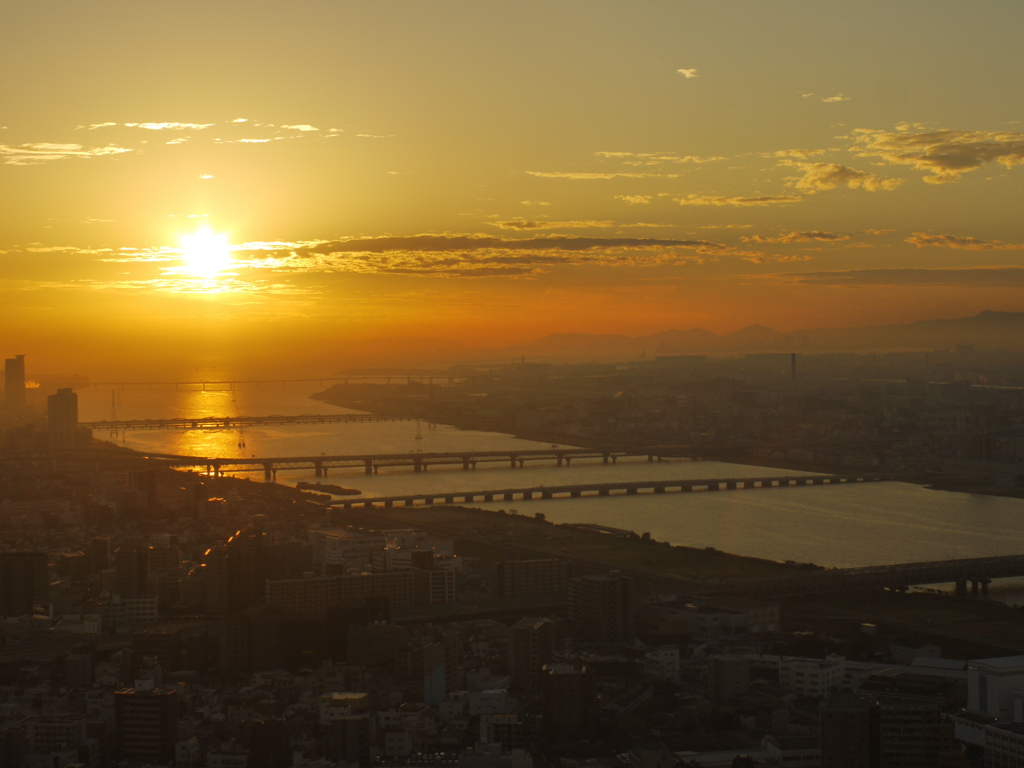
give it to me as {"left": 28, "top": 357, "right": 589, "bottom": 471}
{"left": 180, "top": 228, "right": 232, "bottom": 277}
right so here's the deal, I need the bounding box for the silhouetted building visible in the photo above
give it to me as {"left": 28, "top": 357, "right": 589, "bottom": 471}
{"left": 247, "top": 718, "right": 292, "bottom": 768}
{"left": 46, "top": 387, "right": 78, "bottom": 449}
{"left": 509, "top": 616, "right": 555, "bottom": 693}
{"left": 0, "top": 727, "right": 25, "bottom": 768}
{"left": 820, "top": 693, "right": 879, "bottom": 768}
{"left": 114, "top": 683, "right": 178, "bottom": 762}
{"left": 0, "top": 552, "right": 48, "bottom": 616}
{"left": 542, "top": 663, "right": 600, "bottom": 741}
{"left": 204, "top": 528, "right": 267, "bottom": 613}
{"left": 568, "top": 571, "right": 635, "bottom": 643}
{"left": 113, "top": 545, "right": 150, "bottom": 599}
{"left": 322, "top": 713, "right": 375, "bottom": 767}
{"left": 495, "top": 559, "right": 571, "bottom": 600}
{"left": 3, "top": 355, "right": 25, "bottom": 413}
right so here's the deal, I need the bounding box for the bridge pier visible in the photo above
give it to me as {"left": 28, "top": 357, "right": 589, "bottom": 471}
{"left": 484, "top": 494, "right": 493, "bottom": 501}
{"left": 599, "top": 489, "right": 609, "bottom": 496}
{"left": 955, "top": 580, "right": 967, "bottom": 596}
{"left": 462, "top": 458, "right": 470, "bottom": 470}
{"left": 648, "top": 455, "right": 653, "bottom": 462}
{"left": 654, "top": 486, "right": 665, "bottom": 493}
{"left": 627, "top": 487, "right": 638, "bottom": 495}
{"left": 314, "top": 461, "right": 323, "bottom": 477}
{"left": 414, "top": 458, "right": 423, "bottom": 473}
{"left": 603, "top": 454, "right": 609, "bottom": 464}
{"left": 557, "top": 457, "right": 563, "bottom": 467}
{"left": 364, "top": 460, "right": 373, "bottom": 475}
{"left": 542, "top": 491, "right": 552, "bottom": 499}
{"left": 510, "top": 456, "right": 517, "bottom": 468}
{"left": 263, "top": 463, "right": 274, "bottom": 482}
{"left": 445, "top": 496, "right": 454, "bottom": 503}
{"left": 571, "top": 491, "right": 581, "bottom": 498}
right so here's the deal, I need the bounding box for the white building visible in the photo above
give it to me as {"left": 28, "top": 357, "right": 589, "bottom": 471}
{"left": 643, "top": 646, "right": 680, "bottom": 683}
{"left": 983, "top": 722, "right": 1024, "bottom": 764}
{"left": 779, "top": 655, "right": 844, "bottom": 697}
{"left": 968, "top": 656, "right": 1024, "bottom": 721}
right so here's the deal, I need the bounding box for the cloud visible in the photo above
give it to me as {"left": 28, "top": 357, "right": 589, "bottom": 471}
{"left": 596, "top": 151, "right": 725, "bottom": 166}
{"left": 822, "top": 94, "right": 849, "bottom": 103}
{"left": 615, "top": 195, "right": 652, "bottom": 205}
{"left": 677, "top": 193, "right": 803, "bottom": 206}
{"left": 527, "top": 171, "right": 676, "bottom": 179}
{"left": 0, "top": 143, "right": 132, "bottom": 165}
{"left": 281, "top": 124, "right": 319, "bottom": 132}
{"left": 489, "top": 220, "right": 616, "bottom": 230}
{"left": 768, "top": 267, "right": 1024, "bottom": 288}
{"left": 520, "top": 201, "right": 551, "bottom": 206}
{"left": 851, "top": 128, "right": 1024, "bottom": 183}
{"left": 677, "top": 69, "right": 699, "bottom": 78}
{"left": 224, "top": 233, "right": 736, "bottom": 277}
{"left": 905, "top": 233, "right": 1024, "bottom": 251}
{"left": 87, "top": 122, "right": 214, "bottom": 130}
{"left": 780, "top": 160, "right": 903, "bottom": 191}
{"left": 699, "top": 224, "right": 753, "bottom": 229}
{"left": 743, "top": 231, "right": 850, "bottom": 244}
{"left": 769, "top": 149, "right": 827, "bottom": 159}
{"left": 743, "top": 254, "right": 814, "bottom": 264}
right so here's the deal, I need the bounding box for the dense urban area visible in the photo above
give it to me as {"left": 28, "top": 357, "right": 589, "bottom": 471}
{"left": 4, "top": 349, "right": 1024, "bottom": 767}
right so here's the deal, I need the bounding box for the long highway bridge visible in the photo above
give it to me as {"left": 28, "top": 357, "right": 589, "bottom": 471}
{"left": 332, "top": 473, "right": 887, "bottom": 508}
{"left": 714, "top": 554, "right": 1024, "bottom": 598}
{"left": 78, "top": 375, "right": 466, "bottom": 390}
{"left": 81, "top": 413, "right": 415, "bottom": 431}
{"left": 161, "top": 448, "right": 671, "bottom": 479}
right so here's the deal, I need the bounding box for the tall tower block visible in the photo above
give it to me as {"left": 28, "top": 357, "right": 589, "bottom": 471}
{"left": 4, "top": 355, "right": 25, "bottom": 411}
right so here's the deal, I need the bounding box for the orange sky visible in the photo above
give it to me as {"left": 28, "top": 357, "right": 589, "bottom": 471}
{"left": 2, "top": 1, "right": 1023, "bottom": 377}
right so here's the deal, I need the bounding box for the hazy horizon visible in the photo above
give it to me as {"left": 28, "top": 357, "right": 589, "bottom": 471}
{"left": 3, "top": 1, "right": 1023, "bottom": 376}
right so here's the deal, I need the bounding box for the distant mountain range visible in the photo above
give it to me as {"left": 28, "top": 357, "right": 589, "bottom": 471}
{"left": 332, "top": 312, "right": 1024, "bottom": 370}
{"left": 492, "top": 311, "right": 1024, "bottom": 362}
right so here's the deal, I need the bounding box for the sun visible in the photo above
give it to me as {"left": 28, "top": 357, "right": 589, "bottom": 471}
{"left": 180, "top": 228, "right": 232, "bottom": 278}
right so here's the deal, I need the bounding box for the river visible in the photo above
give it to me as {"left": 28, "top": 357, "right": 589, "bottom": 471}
{"left": 77, "top": 382, "right": 1024, "bottom": 603}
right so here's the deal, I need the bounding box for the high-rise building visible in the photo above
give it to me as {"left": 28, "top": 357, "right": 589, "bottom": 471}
{"left": 322, "top": 713, "right": 376, "bottom": 767}
{"left": 114, "top": 683, "right": 179, "bottom": 763}
{"left": 3, "top": 355, "right": 25, "bottom": 413}
{"left": 246, "top": 718, "right": 292, "bottom": 768}
{"left": 46, "top": 388, "right": 78, "bottom": 449}
{"left": 495, "top": 559, "right": 571, "bottom": 600}
{"left": 509, "top": 616, "right": 555, "bottom": 694}
{"left": 820, "top": 692, "right": 879, "bottom": 768}
{"left": 568, "top": 571, "right": 635, "bottom": 643}
{"left": 0, "top": 552, "right": 48, "bottom": 616}
{"left": 541, "top": 663, "right": 600, "bottom": 741}
{"left": 113, "top": 546, "right": 151, "bottom": 599}
{"left": 203, "top": 528, "right": 267, "bottom": 613}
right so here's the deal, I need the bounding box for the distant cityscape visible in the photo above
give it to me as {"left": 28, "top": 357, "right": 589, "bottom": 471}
{"left": 3, "top": 350, "right": 1024, "bottom": 766}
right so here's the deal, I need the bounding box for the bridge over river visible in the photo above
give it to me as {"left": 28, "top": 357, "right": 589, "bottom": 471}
{"left": 714, "top": 554, "right": 1024, "bottom": 599}
{"left": 332, "top": 473, "right": 887, "bottom": 509}
{"left": 81, "top": 413, "right": 414, "bottom": 431}
{"left": 161, "top": 448, "right": 673, "bottom": 479}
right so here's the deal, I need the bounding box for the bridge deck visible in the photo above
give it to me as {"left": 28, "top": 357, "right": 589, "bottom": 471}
{"left": 81, "top": 413, "right": 414, "bottom": 431}
{"left": 332, "top": 474, "right": 885, "bottom": 508}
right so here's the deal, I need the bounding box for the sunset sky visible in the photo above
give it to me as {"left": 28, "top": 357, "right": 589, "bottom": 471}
{"left": 2, "top": 0, "right": 1023, "bottom": 376}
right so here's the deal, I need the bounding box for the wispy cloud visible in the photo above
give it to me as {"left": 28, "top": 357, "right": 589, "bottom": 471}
{"left": 780, "top": 161, "right": 903, "bottom": 191}
{"left": 822, "top": 94, "right": 849, "bottom": 103}
{"left": 905, "top": 233, "right": 1024, "bottom": 251}
{"left": 527, "top": 171, "right": 676, "bottom": 179}
{"left": 0, "top": 143, "right": 132, "bottom": 165}
{"left": 615, "top": 195, "right": 652, "bottom": 205}
{"left": 489, "top": 220, "right": 616, "bottom": 230}
{"left": 851, "top": 128, "right": 1024, "bottom": 184}
{"left": 596, "top": 151, "right": 725, "bottom": 166}
{"left": 743, "top": 231, "right": 850, "bottom": 244}
{"left": 677, "top": 194, "right": 803, "bottom": 206}
{"left": 281, "top": 124, "right": 319, "bottom": 132}
{"left": 677, "top": 69, "right": 699, "bottom": 78}
{"left": 769, "top": 149, "right": 827, "bottom": 159}
{"left": 767, "top": 267, "right": 1024, "bottom": 287}
{"left": 743, "top": 254, "right": 814, "bottom": 264}
{"left": 88, "top": 122, "right": 214, "bottom": 131}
